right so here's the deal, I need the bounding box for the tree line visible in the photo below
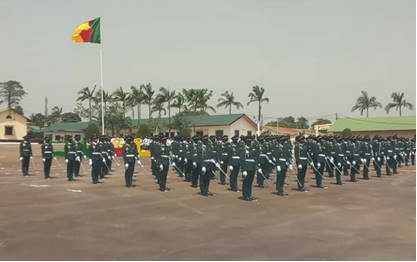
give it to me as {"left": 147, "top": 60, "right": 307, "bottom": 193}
{"left": 351, "top": 90, "right": 413, "bottom": 117}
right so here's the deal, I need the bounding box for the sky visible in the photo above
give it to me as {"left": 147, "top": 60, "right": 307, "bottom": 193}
{"left": 0, "top": 0, "right": 415, "bottom": 123}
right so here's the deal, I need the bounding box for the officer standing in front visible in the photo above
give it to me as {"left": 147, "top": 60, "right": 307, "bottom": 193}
{"left": 64, "top": 136, "right": 77, "bottom": 181}
{"left": 41, "top": 136, "right": 54, "bottom": 179}
{"left": 19, "top": 134, "right": 32, "bottom": 176}
{"left": 123, "top": 136, "right": 138, "bottom": 187}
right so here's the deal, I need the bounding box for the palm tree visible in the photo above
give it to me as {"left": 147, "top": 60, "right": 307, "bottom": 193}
{"left": 247, "top": 85, "right": 269, "bottom": 125}
{"left": 217, "top": 91, "right": 243, "bottom": 114}
{"left": 183, "top": 88, "right": 215, "bottom": 113}
{"left": 159, "top": 87, "right": 176, "bottom": 124}
{"left": 112, "top": 87, "right": 130, "bottom": 118}
{"left": 141, "top": 83, "right": 154, "bottom": 119}
{"left": 171, "top": 93, "right": 187, "bottom": 113}
{"left": 130, "top": 85, "right": 145, "bottom": 127}
{"left": 385, "top": 92, "right": 413, "bottom": 116}
{"left": 351, "top": 90, "right": 382, "bottom": 117}
{"left": 76, "top": 85, "right": 96, "bottom": 121}
{"left": 152, "top": 96, "right": 167, "bottom": 133}
{"left": 49, "top": 106, "right": 63, "bottom": 123}
{"left": 94, "top": 90, "right": 112, "bottom": 113}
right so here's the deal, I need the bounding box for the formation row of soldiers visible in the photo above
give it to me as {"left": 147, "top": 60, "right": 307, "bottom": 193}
{"left": 148, "top": 134, "right": 415, "bottom": 201}
{"left": 19, "top": 133, "right": 415, "bottom": 201}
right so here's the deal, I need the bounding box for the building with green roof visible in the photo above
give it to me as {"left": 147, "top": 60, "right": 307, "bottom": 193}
{"left": 329, "top": 116, "right": 416, "bottom": 138}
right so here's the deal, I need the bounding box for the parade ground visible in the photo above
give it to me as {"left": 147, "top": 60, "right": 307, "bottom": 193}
{"left": 0, "top": 144, "right": 415, "bottom": 260}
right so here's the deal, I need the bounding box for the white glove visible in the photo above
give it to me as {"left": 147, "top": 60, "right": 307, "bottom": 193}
{"left": 347, "top": 161, "right": 351, "bottom": 165}
{"left": 89, "top": 159, "right": 92, "bottom": 165}
{"left": 363, "top": 159, "right": 367, "bottom": 164}
{"left": 277, "top": 166, "right": 281, "bottom": 172}
{"left": 371, "top": 157, "right": 375, "bottom": 161}
{"left": 352, "top": 161, "right": 356, "bottom": 165}
{"left": 215, "top": 162, "right": 220, "bottom": 168}
{"left": 202, "top": 167, "right": 207, "bottom": 173}
{"left": 54, "top": 157, "right": 57, "bottom": 160}
{"left": 30, "top": 156, "right": 33, "bottom": 159}
{"left": 394, "top": 155, "right": 397, "bottom": 160}
{"left": 273, "top": 157, "right": 276, "bottom": 162}
{"left": 19, "top": 157, "right": 23, "bottom": 161}
{"left": 330, "top": 158, "right": 334, "bottom": 163}
{"left": 172, "top": 162, "right": 176, "bottom": 167}
{"left": 179, "top": 157, "right": 182, "bottom": 161}
{"left": 317, "top": 163, "right": 321, "bottom": 168}
{"left": 377, "top": 157, "right": 381, "bottom": 161}
{"left": 125, "top": 163, "right": 129, "bottom": 168}
{"left": 192, "top": 162, "right": 197, "bottom": 167}
{"left": 220, "top": 161, "right": 224, "bottom": 164}
{"left": 65, "top": 159, "right": 68, "bottom": 163}
{"left": 387, "top": 157, "right": 390, "bottom": 160}
{"left": 289, "top": 164, "right": 294, "bottom": 170}
{"left": 337, "top": 162, "right": 341, "bottom": 167}
{"left": 242, "top": 171, "right": 248, "bottom": 177}
{"left": 184, "top": 158, "right": 188, "bottom": 163}
{"left": 229, "top": 166, "right": 233, "bottom": 171}
{"left": 310, "top": 162, "right": 314, "bottom": 166}
{"left": 114, "top": 154, "right": 117, "bottom": 157}
{"left": 112, "top": 156, "right": 115, "bottom": 160}
{"left": 42, "top": 158, "right": 45, "bottom": 162}
{"left": 102, "top": 159, "right": 106, "bottom": 163}
{"left": 76, "top": 156, "right": 80, "bottom": 162}
{"left": 160, "top": 164, "right": 163, "bottom": 171}
{"left": 258, "top": 168, "right": 262, "bottom": 174}
{"left": 298, "top": 164, "right": 302, "bottom": 169}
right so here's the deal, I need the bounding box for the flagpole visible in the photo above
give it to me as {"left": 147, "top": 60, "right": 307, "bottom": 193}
{"left": 99, "top": 26, "right": 104, "bottom": 135}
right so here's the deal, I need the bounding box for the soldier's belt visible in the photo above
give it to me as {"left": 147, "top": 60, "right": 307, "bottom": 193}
{"left": 318, "top": 154, "right": 325, "bottom": 157}
{"left": 278, "top": 158, "right": 286, "bottom": 161}
{"left": 68, "top": 152, "right": 76, "bottom": 154}
{"left": 77, "top": 151, "right": 83, "bottom": 153}
{"left": 44, "top": 151, "right": 52, "bottom": 154}
{"left": 222, "top": 153, "right": 228, "bottom": 155}
{"left": 92, "top": 152, "right": 101, "bottom": 155}
{"left": 259, "top": 154, "right": 267, "bottom": 157}
{"left": 353, "top": 154, "right": 359, "bottom": 156}
{"left": 299, "top": 157, "right": 307, "bottom": 160}
{"left": 245, "top": 159, "right": 255, "bottom": 162}
{"left": 126, "top": 154, "right": 135, "bottom": 157}
{"left": 232, "top": 156, "right": 240, "bottom": 159}
{"left": 102, "top": 152, "right": 108, "bottom": 155}
{"left": 338, "top": 154, "right": 344, "bottom": 157}
{"left": 161, "top": 155, "right": 169, "bottom": 158}
{"left": 23, "top": 149, "right": 30, "bottom": 151}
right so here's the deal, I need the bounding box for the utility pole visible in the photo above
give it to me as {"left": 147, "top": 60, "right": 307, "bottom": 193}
{"left": 276, "top": 117, "right": 279, "bottom": 135}
{"left": 44, "top": 97, "right": 48, "bottom": 127}
{"left": 335, "top": 113, "right": 338, "bottom": 120}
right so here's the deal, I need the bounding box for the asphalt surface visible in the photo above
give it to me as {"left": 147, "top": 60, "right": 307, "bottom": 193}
{"left": 0, "top": 144, "right": 415, "bottom": 260}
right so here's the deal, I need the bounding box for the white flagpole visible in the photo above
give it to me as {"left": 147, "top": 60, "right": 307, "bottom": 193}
{"left": 99, "top": 22, "right": 105, "bottom": 135}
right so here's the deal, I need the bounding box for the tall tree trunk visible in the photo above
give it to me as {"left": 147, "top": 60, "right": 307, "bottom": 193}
{"left": 148, "top": 104, "right": 151, "bottom": 119}
{"left": 399, "top": 106, "right": 402, "bottom": 116}
{"left": 131, "top": 107, "right": 135, "bottom": 120}
{"left": 229, "top": 105, "right": 231, "bottom": 115}
{"left": 88, "top": 99, "right": 92, "bottom": 121}
{"left": 366, "top": 108, "right": 369, "bottom": 118}
{"left": 258, "top": 101, "right": 261, "bottom": 123}
{"left": 137, "top": 104, "right": 141, "bottom": 127}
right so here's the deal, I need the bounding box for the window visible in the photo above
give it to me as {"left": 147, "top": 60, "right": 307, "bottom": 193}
{"left": 247, "top": 131, "right": 252, "bottom": 136}
{"left": 215, "top": 130, "right": 223, "bottom": 137}
{"left": 4, "top": 126, "right": 13, "bottom": 136}
{"left": 55, "top": 135, "right": 61, "bottom": 141}
{"left": 234, "top": 130, "right": 240, "bottom": 137}
{"left": 196, "top": 131, "right": 203, "bottom": 137}
{"left": 6, "top": 115, "right": 12, "bottom": 120}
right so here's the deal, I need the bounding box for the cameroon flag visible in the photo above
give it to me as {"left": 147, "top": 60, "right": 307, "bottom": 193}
{"left": 72, "top": 17, "right": 101, "bottom": 44}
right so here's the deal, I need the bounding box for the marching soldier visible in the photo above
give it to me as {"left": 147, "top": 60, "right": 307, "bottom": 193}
{"left": 229, "top": 136, "right": 241, "bottom": 192}
{"left": 241, "top": 138, "right": 257, "bottom": 200}
{"left": 123, "top": 136, "right": 138, "bottom": 187}
{"left": 158, "top": 137, "right": 170, "bottom": 191}
{"left": 90, "top": 136, "right": 102, "bottom": 184}
{"left": 64, "top": 136, "right": 77, "bottom": 181}
{"left": 296, "top": 136, "right": 310, "bottom": 191}
{"left": 41, "top": 136, "right": 54, "bottom": 179}
{"left": 19, "top": 134, "right": 32, "bottom": 176}
{"left": 219, "top": 135, "right": 231, "bottom": 185}
{"left": 73, "top": 134, "right": 84, "bottom": 177}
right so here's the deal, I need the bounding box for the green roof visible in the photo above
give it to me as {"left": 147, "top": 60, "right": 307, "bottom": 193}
{"left": 329, "top": 116, "right": 416, "bottom": 132}
{"left": 128, "top": 114, "right": 255, "bottom": 127}
{"left": 43, "top": 122, "right": 90, "bottom": 132}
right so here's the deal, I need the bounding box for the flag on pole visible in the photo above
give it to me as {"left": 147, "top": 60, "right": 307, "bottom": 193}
{"left": 72, "top": 17, "right": 101, "bottom": 44}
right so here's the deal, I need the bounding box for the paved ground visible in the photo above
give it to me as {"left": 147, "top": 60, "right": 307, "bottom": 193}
{"left": 0, "top": 144, "right": 415, "bottom": 260}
